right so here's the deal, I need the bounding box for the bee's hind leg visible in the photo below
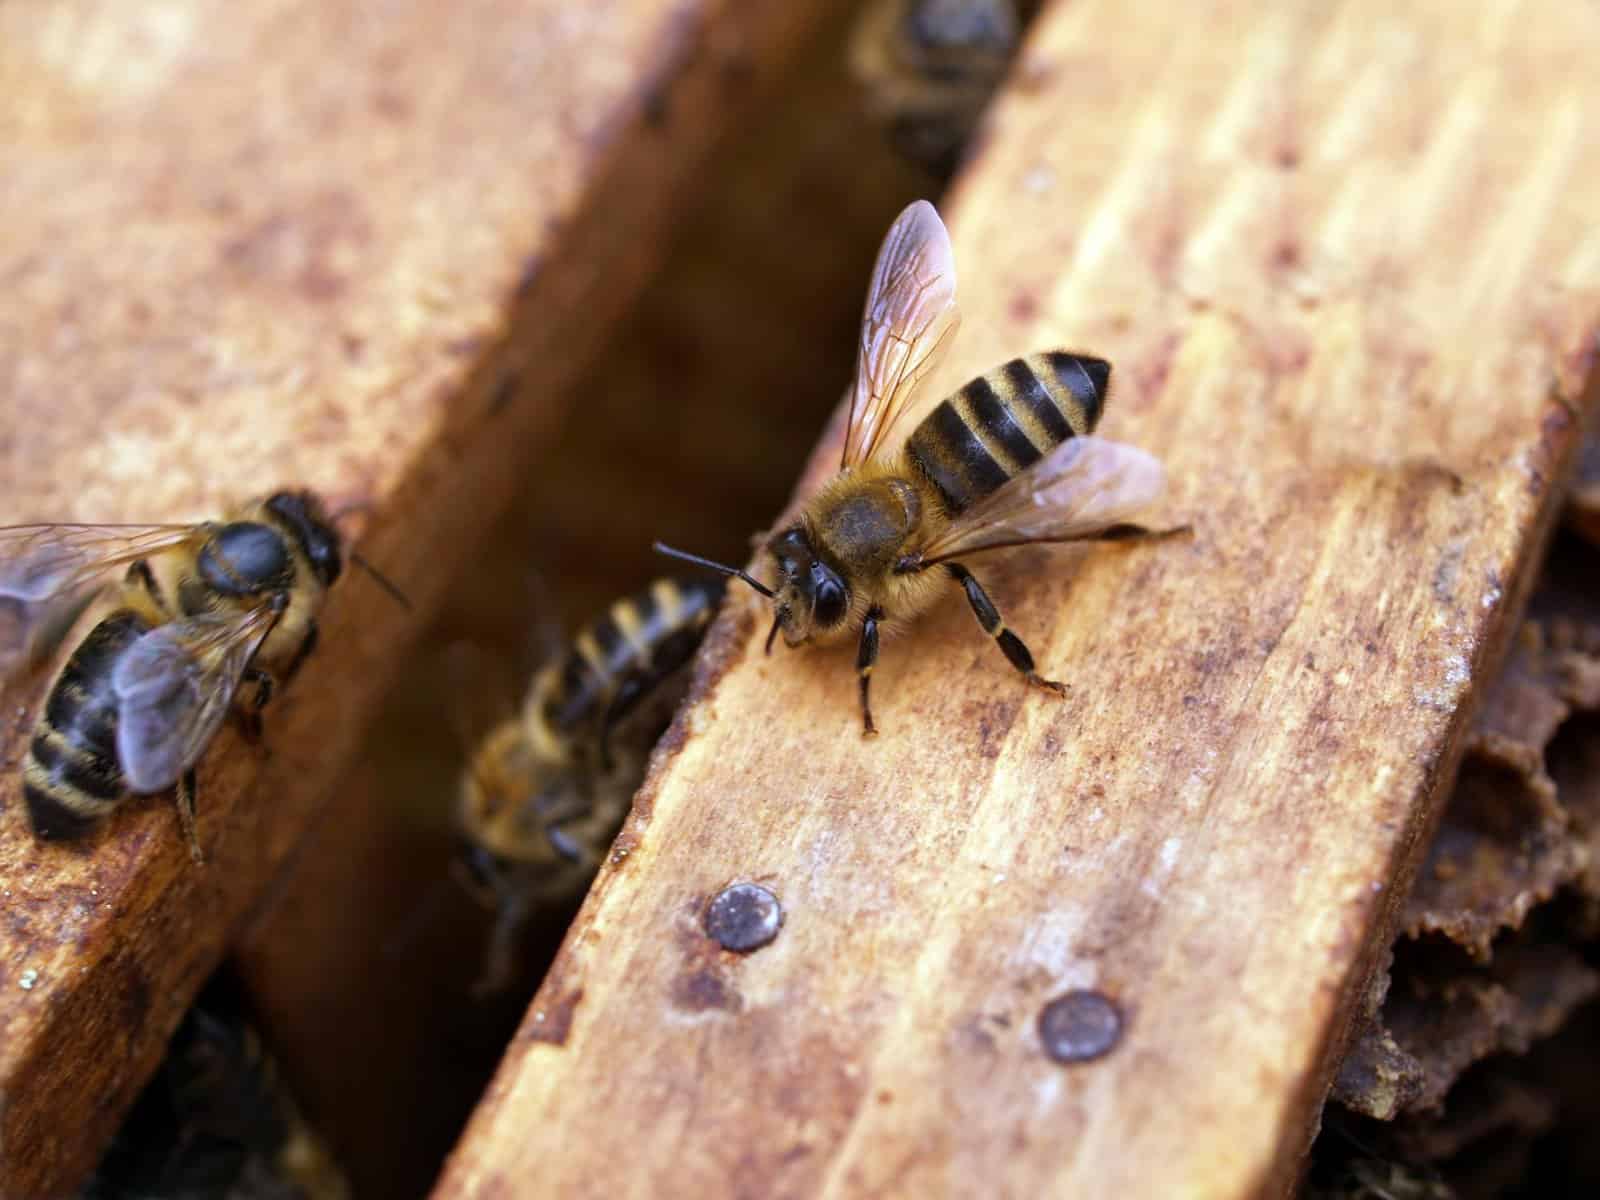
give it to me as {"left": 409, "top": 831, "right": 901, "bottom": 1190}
{"left": 174, "top": 769, "right": 204, "bottom": 864}
{"left": 945, "top": 563, "right": 1066, "bottom": 697}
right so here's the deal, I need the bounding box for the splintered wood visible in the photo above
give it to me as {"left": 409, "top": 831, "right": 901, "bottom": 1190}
{"left": 0, "top": 0, "right": 838, "bottom": 1194}
{"left": 435, "top": 2, "right": 1600, "bottom": 1198}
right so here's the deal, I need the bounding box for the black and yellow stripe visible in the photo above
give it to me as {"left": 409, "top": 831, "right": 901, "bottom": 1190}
{"left": 905, "top": 351, "right": 1109, "bottom": 515}
{"left": 23, "top": 608, "right": 153, "bottom": 838}
{"left": 538, "top": 575, "right": 725, "bottom": 737}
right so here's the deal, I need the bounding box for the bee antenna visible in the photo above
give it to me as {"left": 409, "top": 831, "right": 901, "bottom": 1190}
{"left": 651, "top": 542, "right": 775, "bottom": 599}
{"left": 350, "top": 551, "right": 412, "bottom": 611}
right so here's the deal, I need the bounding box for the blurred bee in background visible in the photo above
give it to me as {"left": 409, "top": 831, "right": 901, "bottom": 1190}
{"left": 850, "top": 0, "right": 1035, "bottom": 180}
{"left": 82, "top": 972, "right": 349, "bottom": 1200}
{"left": 659, "top": 200, "right": 1181, "bottom": 736}
{"left": 455, "top": 574, "right": 724, "bottom": 993}
{"left": 0, "top": 491, "right": 405, "bottom": 862}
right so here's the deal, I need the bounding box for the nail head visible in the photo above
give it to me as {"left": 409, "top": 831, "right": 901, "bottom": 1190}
{"left": 1037, "top": 989, "right": 1122, "bottom": 1063}
{"left": 705, "top": 882, "right": 782, "bottom": 953}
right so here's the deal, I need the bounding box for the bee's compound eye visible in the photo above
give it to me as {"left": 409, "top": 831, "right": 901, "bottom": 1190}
{"left": 768, "top": 527, "right": 808, "bottom": 579}
{"left": 812, "top": 569, "right": 849, "bottom": 627}
{"left": 302, "top": 528, "right": 342, "bottom": 586}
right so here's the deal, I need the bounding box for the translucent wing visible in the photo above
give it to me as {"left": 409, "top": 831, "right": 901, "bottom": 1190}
{"left": 840, "top": 199, "right": 961, "bottom": 469}
{"left": 0, "top": 523, "right": 200, "bottom": 604}
{"left": 917, "top": 436, "right": 1167, "bottom": 564}
{"left": 111, "top": 605, "right": 278, "bottom": 792}
{"left": 0, "top": 585, "right": 101, "bottom": 689}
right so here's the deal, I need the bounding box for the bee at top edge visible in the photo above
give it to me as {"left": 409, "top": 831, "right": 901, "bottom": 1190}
{"left": 850, "top": 0, "right": 1032, "bottom": 180}
{"left": 658, "top": 199, "right": 1184, "bottom": 737}
{"left": 454, "top": 572, "right": 724, "bottom": 994}
{"left": 0, "top": 490, "right": 407, "bottom": 863}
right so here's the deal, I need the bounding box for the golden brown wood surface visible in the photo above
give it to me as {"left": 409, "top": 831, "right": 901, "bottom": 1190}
{"left": 434, "top": 1, "right": 1600, "bottom": 1197}
{"left": 0, "top": 0, "right": 838, "bottom": 1194}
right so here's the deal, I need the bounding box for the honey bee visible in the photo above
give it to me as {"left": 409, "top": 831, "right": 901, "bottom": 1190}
{"left": 84, "top": 976, "right": 349, "bottom": 1200}
{"left": 0, "top": 491, "right": 403, "bottom": 862}
{"left": 850, "top": 0, "right": 1024, "bottom": 178}
{"left": 455, "top": 574, "right": 724, "bottom": 992}
{"left": 658, "top": 200, "right": 1177, "bottom": 736}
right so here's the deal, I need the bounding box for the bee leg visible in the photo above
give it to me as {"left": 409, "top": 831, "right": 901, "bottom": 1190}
{"left": 857, "top": 606, "right": 885, "bottom": 738}
{"left": 246, "top": 669, "right": 274, "bottom": 709}
{"left": 174, "top": 768, "right": 204, "bottom": 864}
{"left": 945, "top": 563, "right": 1066, "bottom": 697}
{"left": 234, "top": 669, "right": 274, "bottom": 747}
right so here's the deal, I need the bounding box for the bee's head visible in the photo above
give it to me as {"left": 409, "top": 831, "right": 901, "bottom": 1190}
{"left": 255, "top": 490, "right": 415, "bottom": 610}
{"left": 766, "top": 525, "right": 850, "bottom": 647}
{"left": 263, "top": 490, "right": 343, "bottom": 588}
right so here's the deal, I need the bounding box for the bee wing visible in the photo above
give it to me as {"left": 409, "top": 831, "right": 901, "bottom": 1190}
{"left": 917, "top": 436, "right": 1167, "bottom": 564}
{"left": 0, "top": 585, "right": 103, "bottom": 697}
{"left": 0, "top": 523, "right": 201, "bottom": 605}
{"left": 110, "top": 605, "right": 279, "bottom": 792}
{"left": 841, "top": 200, "right": 961, "bottom": 469}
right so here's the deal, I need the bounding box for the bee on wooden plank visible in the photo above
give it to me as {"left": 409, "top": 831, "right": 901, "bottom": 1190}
{"left": 0, "top": 491, "right": 405, "bottom": 862}
{"left": 83, "top": 976, "right": 349, "bottom": 1200}
{"left": 658, "top": 200, "right": 1178, "bottom": 736}
{"left": 455, "top": 574, "right": 724, "bottom": 993}
{"left": 850, "top": 0, "right": 1027, "bottom": 179}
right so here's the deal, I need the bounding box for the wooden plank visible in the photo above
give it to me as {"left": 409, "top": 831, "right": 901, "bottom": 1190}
{"left": 0, "top": 0, "right": 839, "bottom": 1194}
{"left": 228, "top": 9, "right": 927, "bottom": 1192}
{"left": 432, "top": 1, "right": 1600, "bottom": 1197}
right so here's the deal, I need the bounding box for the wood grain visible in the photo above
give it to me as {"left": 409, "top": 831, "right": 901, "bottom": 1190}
{"left": 0, "top": 0, "right": 837, "bottom": 1194}
{"left": 433, "top": 1, "right": 1600, "bottom": 1197}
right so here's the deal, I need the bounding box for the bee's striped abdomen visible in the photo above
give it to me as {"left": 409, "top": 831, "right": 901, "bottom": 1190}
{"left": 905, "top": 351, "right": 1110, "bottom": 515}
{"left": 23, "top": 608, "right": 152, "bottom": 838}
{"left": 538, "top": 576, "right": 725, "bottom": 737}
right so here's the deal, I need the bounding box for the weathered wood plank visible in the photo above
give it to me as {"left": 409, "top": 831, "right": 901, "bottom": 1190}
{"left": 433, "top": 0, "right": 1600, "bottom": 1197}
{"left": 0, "top": 0, "right": 839, "bottom": 1194}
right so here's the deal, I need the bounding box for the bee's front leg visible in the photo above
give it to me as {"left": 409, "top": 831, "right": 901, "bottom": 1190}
{"left": 856, "top": 606, "right": 885, "bottom": 738}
